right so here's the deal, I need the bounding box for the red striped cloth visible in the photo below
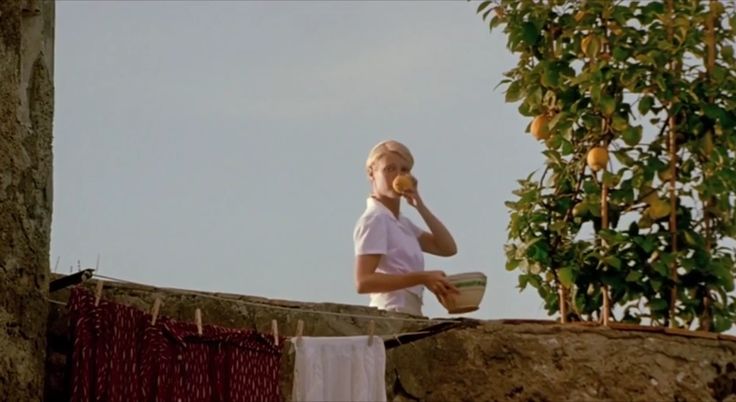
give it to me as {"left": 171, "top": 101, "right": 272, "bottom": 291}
{"left": 69, "top": 287, "right": 284, "bottom": 402}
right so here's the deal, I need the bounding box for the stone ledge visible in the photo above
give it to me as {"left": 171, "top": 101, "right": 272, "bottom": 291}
{"left": 44, "top": 275, "right": 736, "bottom": 402}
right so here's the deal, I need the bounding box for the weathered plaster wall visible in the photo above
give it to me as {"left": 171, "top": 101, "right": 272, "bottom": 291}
{"left": 45, "top": 279, "right": 736, "bottom": 402}
{"left": 0, "top": 0, "right": 55, "bottom": 400}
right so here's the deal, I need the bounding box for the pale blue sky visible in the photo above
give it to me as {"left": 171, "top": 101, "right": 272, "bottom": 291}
{"left": 52, "top": 1, "right": 555, "bottom": 321}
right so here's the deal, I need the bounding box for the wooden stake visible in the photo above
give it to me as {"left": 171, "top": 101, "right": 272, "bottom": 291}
{"left": 559, "top": 287, "right": 568, "bottom": 323}
{"left": 601, "top": 180, "right": 611, "bottom": 327}
{"left": 150, "top": 298, "right": 162, "bottom": 326}
{"left": 666, "top": 0, "right": 680, "bottom": 328}
{"left": 698, "top": 0, "right": 718, "bottom": 332}
{"left": 296, "top": 319, "right": 304, "bottom": 343}
{"left": 195, "top": 308, "right": 203, "bottom": 336}
{"left": 368, "top": 320, "right": 375, "bottom": 346}
{"left": 94, "top": 281, "right": 104, "bottom": 307}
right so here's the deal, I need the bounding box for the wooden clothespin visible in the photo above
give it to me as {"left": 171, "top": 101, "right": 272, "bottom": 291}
{"left": 367, "top": 320, "right": 375, "bottom": 346}
{"left": 150, "top": 298, "right": 162, "bottom": 325}
{"left": 94, "top": 281, "right": 104, "bottom": 307}
{"left": 272, "top": 319, "right": 279, "bottom": 346}
{"left": 195, "top": 308, "right": 203, "bottom": 336}
{"left": 296, "top": 319, "right": 304, "bottom": 343}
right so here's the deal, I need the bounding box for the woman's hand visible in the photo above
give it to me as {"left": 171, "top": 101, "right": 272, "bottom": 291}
{"left": 402, "top": 176, "right": 424, "bottom": 209}
{"left": 422, "top": 270, "right": 459, "bottom": 298}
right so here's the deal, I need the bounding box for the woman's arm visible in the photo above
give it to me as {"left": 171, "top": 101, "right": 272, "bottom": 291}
{"left": 401, "top": 179, "right": 457, "bottom": 257}
{"left": 415, "top": 203, "right": 457, "bottom": 257}
{"left": 355, "top": 254, "right": 457, "bottom": 296}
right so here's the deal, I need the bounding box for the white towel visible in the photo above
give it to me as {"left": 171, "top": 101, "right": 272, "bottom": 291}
{"left": 291, "top": 336, "right": 387, "bottom": 402}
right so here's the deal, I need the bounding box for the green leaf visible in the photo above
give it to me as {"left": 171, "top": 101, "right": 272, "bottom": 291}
{"left": 526, "top": 239, "right": 550, "bottom": 263}
{"left": 493, "top": 78, "right": 511, "bottom": 91}
{"left": 653, "top": 261, "right": 669, "bottom": 277}
{"left": 505, "top": 80, "right": 524, "bottom": 102}
{"left": 518, "top": 274, "right": 529, "bottom": 290}
{"left": 703, "top": 104, "right": 724, "bottom": 121}
{"left": 558, "top": 267, "right": 575, "bottom": 288}
{"left": 602, "top": 171, "right": 618, "bottom": 187}
{"left": 541, "top": 66, "right": 560, "bottom": 88}
{"left": 520, "top": 22, "right": 540, "bottom": 47}
{"left": 476, "top": 0, "right": 492, "bottom": 14}
{"left": 603, "top": 255, "right": 622, "bottom": 269}
{"left": 612, "top": 46, "right": 630, "bottom": 62}
{"left": 714, "top": 316, "right": 733, "bottom": 333}
{"left": 490, "top": 15, "right": 503, "bottom": 30}
{"left": 649, "top": 298, "right": 668, "bottom": 312}
{"left": 622, "top": 126, "right": 642, "bottom": 146}
{"left": 638, "top": 96, "right": 654, "bottom": 115}
{"left": 613, "top": 149, "right": 635, "bottom": 166}
{"left": 625, "top": 271, "right": 642, "bottom": 282}
{"left": 527, "top": 275, "right": 542, "bottom": 289}
{"left": 583, "top": 180, "right": 599, "bottom": 194}
{"left": 547, "top": 112, "right": 563, "bottom": 130}
{"left": 635, "top": 237, "right": 656, "bottom": 253}
{"left": 561, "top": 139, "right": 574, "bottom": 156}
{"left": 612, "top": 115, "right": 628, "bottom": 131}
{"left": 721, "top": 44, "right": 733, "bottom": 60}
{"left": 600, "top": 96, "right": 616, "bottom": 116}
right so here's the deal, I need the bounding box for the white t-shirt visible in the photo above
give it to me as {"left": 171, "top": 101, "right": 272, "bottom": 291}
{"left": 353, "top": 197, "right": 425, "bottom": 311}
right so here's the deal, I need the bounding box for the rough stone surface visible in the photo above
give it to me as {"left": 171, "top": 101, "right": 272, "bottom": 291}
{"left": 45, "top": 279, "right": 736, "bottom": 402}
{"left": 0, "top": 0, "right": 54, "bottom": 400}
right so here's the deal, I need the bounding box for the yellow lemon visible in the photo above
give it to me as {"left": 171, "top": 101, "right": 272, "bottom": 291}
{"left": 586, "top": 147, "right": 609, "bottom": 172}
{"left": 572, "top": 202, "right": 587, "bottom": 218}
{"left": 646, "top": 199, "right": 671, "bottom": 220}
{"left": 531, "top": 115, "right": 550, "bottom": 141}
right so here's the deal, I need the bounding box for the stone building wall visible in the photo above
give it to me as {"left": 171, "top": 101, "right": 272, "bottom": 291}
{"left": 0, "top": 0, "right": 55, "bottom": 400}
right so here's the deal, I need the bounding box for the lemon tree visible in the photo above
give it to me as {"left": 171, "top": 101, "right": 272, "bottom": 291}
{"left": 480, "top": 0, "right": 736, "bottom": 331}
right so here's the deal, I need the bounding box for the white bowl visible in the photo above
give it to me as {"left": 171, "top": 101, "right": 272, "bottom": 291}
{"left": 442, "top": 272, "right": 487, "bottom": 314}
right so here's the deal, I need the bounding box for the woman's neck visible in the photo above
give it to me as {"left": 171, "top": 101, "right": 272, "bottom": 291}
{"left": 371, "top": 194, "right": 400, "bottom": 218}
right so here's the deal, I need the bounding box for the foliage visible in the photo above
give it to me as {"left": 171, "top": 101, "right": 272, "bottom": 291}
{"left": 479, "top": 0, "right": 736, "bottom": 331}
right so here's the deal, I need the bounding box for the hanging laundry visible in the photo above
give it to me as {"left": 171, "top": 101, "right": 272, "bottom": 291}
{"left": 291, "top": 336, "right": 387, "bottom": 402}
{"left": 68, "top": 287, "right": 284, "bottom": 402}
{"left": 69, "top": 287, "right": 148, "bottom": 402}
{"left": 140, "top": 319, "right": 283, "bottom": 402}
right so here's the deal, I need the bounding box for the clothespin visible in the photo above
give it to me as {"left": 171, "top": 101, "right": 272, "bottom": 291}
{"left": 272, "top": 319, "right": 279, "bottom": 346}
{"left": 94, "top": 281, "right": 104, "bottom": 307}
{"left": 296, "top": 319, "right": 304, "bottom": 343}
{"left": 150, "top": 298, "right": 162, "bottom": 325}
{"left": 367, "top": 320, "right": 375, "bottom": 346}
{"left": 195, "top": 308, "right": 203, "bottom": 336}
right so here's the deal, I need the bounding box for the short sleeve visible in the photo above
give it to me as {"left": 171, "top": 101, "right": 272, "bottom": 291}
{"left": 354, "top": 214, "right": 389, "bottom": 256}
{"left": 406, "top": 218, "right": 425, "bottom": 238}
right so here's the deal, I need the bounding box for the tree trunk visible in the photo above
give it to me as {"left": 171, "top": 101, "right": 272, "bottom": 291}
{"left": 0, "top": 0, "right": 55, "bottom": 399}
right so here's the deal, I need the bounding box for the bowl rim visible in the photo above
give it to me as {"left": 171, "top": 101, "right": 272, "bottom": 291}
{"left": 447, "top": 271, "right": 487, "bottom": 280}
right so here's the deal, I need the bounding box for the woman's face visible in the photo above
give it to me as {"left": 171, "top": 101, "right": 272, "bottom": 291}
{"left": 370, "top": 152, "right": 412, "bottom": 198}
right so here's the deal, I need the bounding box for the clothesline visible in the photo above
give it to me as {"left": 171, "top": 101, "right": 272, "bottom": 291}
{"left": 49, "top": 271, "right": 460, "bottom": 325}
{"left": 93, "top": 273, "right": 460, "bottom": 325}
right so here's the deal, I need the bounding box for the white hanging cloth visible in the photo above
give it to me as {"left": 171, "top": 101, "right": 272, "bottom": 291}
{"left": 291, "top": 336, "right": 387, "bottom": 402}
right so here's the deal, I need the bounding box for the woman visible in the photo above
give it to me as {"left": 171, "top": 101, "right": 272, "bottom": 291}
{"left": 353, "top": 140, "right": 459, "bottom": 316}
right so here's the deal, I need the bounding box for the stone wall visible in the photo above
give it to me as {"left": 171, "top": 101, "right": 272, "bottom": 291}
{"left": 45, "top": 278, "right": 736, "bottom": 402}
{"left": 0, "top": 0, "right": 55, "bottom": 400}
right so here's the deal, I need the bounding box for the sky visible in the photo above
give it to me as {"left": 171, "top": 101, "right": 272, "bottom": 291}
{"left": 51, "top": 1, "right": 594, "bottom": 322}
